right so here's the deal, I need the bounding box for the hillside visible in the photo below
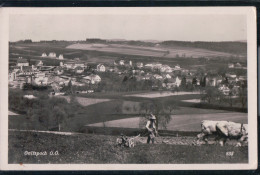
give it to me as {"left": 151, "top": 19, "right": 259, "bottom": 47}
{"left": 9, "top": 131, "right": 248, "bottom": 164}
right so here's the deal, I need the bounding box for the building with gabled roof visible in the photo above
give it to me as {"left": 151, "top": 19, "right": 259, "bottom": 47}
{"left": 83, "top": 74, "right": 101, "bottom": 84}
{"left": 97, "top": 64, "right": 106, "bottom": 72}
{"left": 17, "top": 58, "right": 29, "bottom": 67}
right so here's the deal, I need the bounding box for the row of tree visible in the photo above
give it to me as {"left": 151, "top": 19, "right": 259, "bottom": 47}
{"left": 201, "top": 86, "right": 247, "bottom": 108}
{"left": 9, "top": 89, "right": 81, "bottom": 131}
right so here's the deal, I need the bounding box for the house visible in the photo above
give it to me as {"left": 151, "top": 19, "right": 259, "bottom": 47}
{"left": 58, "top": 54, "right": 64, "bottom": 60}
{"left": 175, "top": 64, "right": 181, "bottom": 69}
{"left": 41, "top": 53, "right": 47, "bottom": 57}
{"left": 226, "top": 73, "right": 237, "bottom": 78}
{"left": 54, "top": 67, "right": 64, "bottom": 75}
{"left": 64, "top": 61, "right": 74, "bottom": 69}
{"left": 60, "top": 62, "right": 64, "bottom": 67}
{"left": 164, "top": 74, "right": 172, "bottom": 79}
{"left": 83, "top": 74, "right": 101, "bottom": 84}
{"left": 24, "top": 95, "right": 36, "bottom": 99}
{"left": 228, "top": 63, "right": 234, "bottom": 68}
{"left": 145, "top": 63, "right": 162, "bottom": 69}
{"left": 33, "top": 72, "right": 48, "bottom": 86}
{"left": 165, "top": 76, "right": 182, "bottom": 88}
{"left": 75, "top": 66, "right": 84, "bottom": 74}
{"left": 136, "top": 62, "right": 143, "bottom": 68}
{"left": 153, "top": 74, "right": 163, "bottom": 80}
{"left": 97, "top": 64, "right": 106, "bottom": 72}
{"left": 17, "top": 58, "right": 29, "bottom": 67}
{"left": 143, "top": 74, "right": 153, "bottom": 80}
{"left": 160, "top": 65, "right": 171, "bottom": 73}
{"left": 119, "top": 60, "right": 125, "bottom": 65}
{"left": 74, "top": 61, "right": 85, "bottom": 68}
{"left": 235, "top": 62, "right": 242, "bottom": 68}
{"left": 174, "top": 76, "right": 182, "bottom": 87}
{"left": 49, "top": 52, "right": 56, "bottom": 58}
{"left": 129, "top": 61, "right": 132, "bottom": 66}
{"left": 219, "top": 85, "right": 230, "bottom": 95}
{"left": 19, "top": 66, "right": 34, "bottom": 75}
{"left": 9, "top": 72, "right": 16, "bottom": 81}
{"left": 35, "top": 60, "right": 43, "bottom": 67}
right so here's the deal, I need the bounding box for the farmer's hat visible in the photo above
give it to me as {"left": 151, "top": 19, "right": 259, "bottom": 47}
{"left": 149, "top": 113, "right": 156, "bottom": 120}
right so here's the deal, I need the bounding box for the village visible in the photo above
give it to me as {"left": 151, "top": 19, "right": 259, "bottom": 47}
{"left": 8, "top": 51, "right": 247, "bottom": 100}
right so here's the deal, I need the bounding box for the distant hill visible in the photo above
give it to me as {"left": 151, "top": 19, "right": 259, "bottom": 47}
{"left": 160, "top": 41, "right": 247, "bottom": 55}
{"left": 84, "top": 39, "right": 247, "bottom": 55}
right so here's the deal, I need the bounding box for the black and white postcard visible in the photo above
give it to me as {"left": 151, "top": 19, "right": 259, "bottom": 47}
{"left": 0, "top": 7, "right": 257, "bottom": 170}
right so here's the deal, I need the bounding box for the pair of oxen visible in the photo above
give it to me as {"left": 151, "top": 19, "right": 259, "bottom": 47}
{"left": 197, "top": 120, "right": 248, "bottom": 146}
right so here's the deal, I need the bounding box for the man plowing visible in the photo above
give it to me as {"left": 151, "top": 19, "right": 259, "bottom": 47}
{"left": 146, "top": 113, "right": 158, "bottom": 144}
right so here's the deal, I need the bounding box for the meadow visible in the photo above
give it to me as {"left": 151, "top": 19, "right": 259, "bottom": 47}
{"left": 8, "top": 131, "right": 248, "bottom": 164}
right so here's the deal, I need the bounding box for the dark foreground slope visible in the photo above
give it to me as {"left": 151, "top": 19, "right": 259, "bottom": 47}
{"left": 9, "top": 131, "right": 248, "bottom": 164}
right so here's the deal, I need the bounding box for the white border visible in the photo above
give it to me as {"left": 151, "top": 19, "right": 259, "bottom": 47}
{"left": 0, "top": 7, "right": 257, "bottom": 170}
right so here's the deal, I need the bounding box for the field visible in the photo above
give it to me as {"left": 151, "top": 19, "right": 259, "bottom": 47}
{"left": 67, "top": 43, "right": 235, "bottom": 58}
{"left": 58, "top": 96, "right": 111, "bottom": 106}
{"left": 87, "top": 112, "right": 247, "bottom": 131}
{"left": 9, "top": 41, "right": 247, "bottom": 69}
{"left": 9, "top": 131, "right": 248, "bottom": 164}
{"left": 125, "top": 91, "right": 201, "bottom": 98}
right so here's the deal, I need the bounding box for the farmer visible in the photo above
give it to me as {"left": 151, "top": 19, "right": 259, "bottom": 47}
{"left": 146, "top": 113, "right": 158, "bottom": 144}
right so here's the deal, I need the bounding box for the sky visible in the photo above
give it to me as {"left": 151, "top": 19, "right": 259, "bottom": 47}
{"left": 9, "top": 14, "right": 247, "bottom": 42}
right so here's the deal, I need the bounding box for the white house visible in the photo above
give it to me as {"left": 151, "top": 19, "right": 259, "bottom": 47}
{"left": 24, "top": 95, "right": 37, "bottom": 99}
{"left": 75, "top": 66, "right": 84, "bottom": 74}
{"left": 33, "top": 72, "right": 48, "bottom": 86}
{"left": 153, "top": 74, "right": 163, "bottom": 80}
{"left": 219, "top": 85, "right": 230, "bottom": 95}
{"left": 17, "top": 58, "right": 29, "bottom": 67}
{"left": 165, "top": 74, "right": 172, "bottom": 79}
{"left": 97, "top": 64, "right": 106, "bottom": 72}
{"left": 175, "top": 64, "right": 181, "bottom": 69}
{"left": 58, "top": 54, "right": 64, "bottom": 60}
{"left": 172, "top": 76, "right": 182, "bottom": 87}
{"left": 129, "top": 61, "right": 132, "bottom": 66}
{"left": 74, "top": 61, "right": 85, "bottom": 68}
{"left": 235, "top": 62, "right": 242, "bottom": 68}
{"left": 83, "top": 74, "right": 101, "bottom": 84}
{"left": 228, "top": 63, "right": 234, "bottom": 68}
{"left": 41, "top": 53, "right": 47, "bottom": 57}
{"left": 119, "top": 60, "right": 125, "bottom": 65}
{"left": 49, "top": 52, "right": 56, "bottom": 58}
{"left": 226, "top": 73, "right": 237, "bottom": 78}
{"left": 136, "top": 62, "right": 143, "bottom": 68}
{"left": 160, "top": 65, "right": 171, "bottom": 72}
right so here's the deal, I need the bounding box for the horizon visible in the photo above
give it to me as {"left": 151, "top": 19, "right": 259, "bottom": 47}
{"left": 10, "top": 38, "right": 247, "bottom": 43}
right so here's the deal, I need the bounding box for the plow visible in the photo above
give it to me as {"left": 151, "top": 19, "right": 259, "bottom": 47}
{"left": 116, "top": 134, "right": 141, "bottom": 148}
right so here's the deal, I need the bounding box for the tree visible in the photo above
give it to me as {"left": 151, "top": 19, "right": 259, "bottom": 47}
{"left": 180, "top": 77, "right": 186, "bottom": 89}
{"left": 139, "top": 101, "right": 176, "bottom": 130}
{"left": 52, "top": 106, "right": 68, "bottom": 131}
{"left": 238, "top": 87, "right": 247, "bottom": 108}
{"left": 201, "top": 87, "right": 218, "bottom": 104}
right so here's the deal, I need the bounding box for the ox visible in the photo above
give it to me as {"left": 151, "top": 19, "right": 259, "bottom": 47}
{"left": 197, "top": 120, "right": 248, "bottom": 146}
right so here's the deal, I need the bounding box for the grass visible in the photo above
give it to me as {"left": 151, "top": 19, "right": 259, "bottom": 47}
{"left": 8, "top": 131, "right": 248, "bottom": 164}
